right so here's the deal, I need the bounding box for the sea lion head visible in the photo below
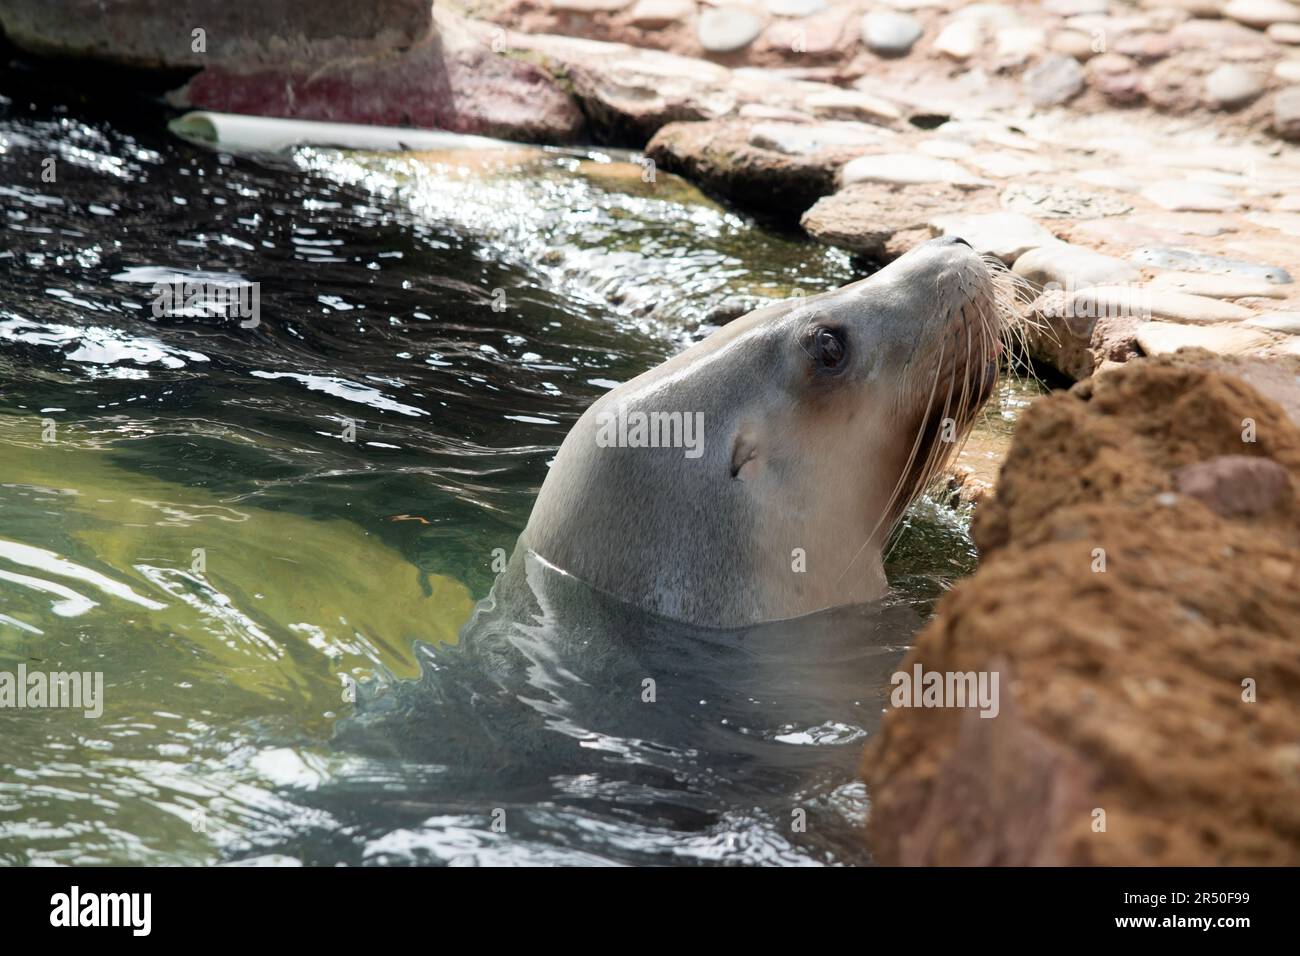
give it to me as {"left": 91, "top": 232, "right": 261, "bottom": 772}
{"left": 519, "top": 237, "right": 1010, "bottom": 628}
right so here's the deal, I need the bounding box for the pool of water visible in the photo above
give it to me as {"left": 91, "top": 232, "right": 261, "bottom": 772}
{"left": 0, "top": 71, "right": 1035, "bottom": 865}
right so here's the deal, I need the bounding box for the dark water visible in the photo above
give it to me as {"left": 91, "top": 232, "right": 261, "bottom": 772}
{"left": 0, "top": 72, "right": 1021, "bottom": 865}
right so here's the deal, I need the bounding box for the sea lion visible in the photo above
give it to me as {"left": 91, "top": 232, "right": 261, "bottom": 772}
{"left": 518, "top": 236, "right": 1008, "bottom": 628}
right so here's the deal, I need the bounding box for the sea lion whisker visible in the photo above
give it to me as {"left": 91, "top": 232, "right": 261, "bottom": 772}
{"left": 836, "top": 322, "right": 953, "bottom": 584}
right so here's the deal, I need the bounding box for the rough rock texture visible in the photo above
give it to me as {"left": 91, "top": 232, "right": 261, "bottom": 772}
{"left": 174, "top": 9, "right": 586, "bottom": 143}
{"left": 864, "top": 352, "right": 1300, "bottom": 866}
{"left": 471, "top": 0, "right": 1300, "bottom": 145}
{"left": 1026, "top": 287, "right": 1143, "bottom": 380}
{"left": 0, "top": 0, "right": 434, "bottom": 69}
{"left": 647, "top": 118, "right": 850, "bottom": 213}
{"left": 801, "top": 181, "right": 995, "bottom": 257}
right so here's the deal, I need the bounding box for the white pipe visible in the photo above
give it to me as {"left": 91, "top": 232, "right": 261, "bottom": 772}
{"left": 168, "top": 111, "right": 525, "bottom": 154}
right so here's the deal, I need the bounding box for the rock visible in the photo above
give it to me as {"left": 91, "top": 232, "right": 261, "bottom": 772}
{"left": 919, "top": 138, "right": 977, "bottom": 158}
{"left": 553, "top": 0, "right": 633, "bottom": 10}
{"left": 1142, "top": 56, "right": 1207, "bottom": 114}
{"left": 1086, "top": 52, "right": 1145, "bottom": 104}
{"left": 929, "top": 212, "right": 1057, "bottom": 264}
{"left": 934, "top": 20, "right": 983, "bottom": 60}
{"left": 1150, "top": 272, "right": 1287, "bottom": 299}
{"left": 1051, "top": 29, "right": 1097, "bottom": 61}
{"left": 1204, "top": 65, "right": 1267, "bottom": 110}
{"left": 1247, "top": 210, "right": 1300, "bottom": 235}
{"left": 1175, "top": 455, "right": 1293, "bottom": 517}
{"left": 861, "top": 11, "right": 924, "bottom": 57}
{"left": 0, "top": 0, "right": 434, "bottom": 68}
{"left": 630, "top": 0, "right": 696, "bottom": 28}
{"left": 1027, "top": 288, "right": 1141, "bottom": 379}
{"left": 178, "top": 9, "right": 585, "bottom": 144}
{"left": 1135, "top": 321, "right": 1273, "bottom": 356}
{"left": 1069, "top": 286, "right": 1257, "bottom": 324}
{"left": 1246, "top": 312, "right": 1300, "bottom": 333}
{"left": 1142, "top": 182, "right": 1243, "bottom": 212}
{"left": 1143, "top": 0, "right": 1223, "bottom": 15}
{"left": 1172, "top": 16, "right": 1277, "bottom": 50}
{"left": 698, "top": 6, "right": 765, "bottom": 53}
{"left": 1024, "top": 54, "right": 1087, "bottom": 106}
{"left": 1275, "top": 59, "right": 1300, "bottom": 83}
{"left": 801, "top": 182, "right": 993, "bottom": 257}
{"left": 968, "top": 151, "right": 1054, "bottom": 178}
{"left": 931, "top": 118, "right": 1039, "bottom": 152}
{"left": 646, "top": 119, "right": 841, "bottom": 215}
{"left": 1046, "top": 0, "right": 1109, "bottom": 13}
{"left": 1131, "top": 246, "right": 1292, "bottom": 283}
{"left": 762, "top": 7, "right": 856, "bottom": 55}
{"left": 1113, "top": 32, "right": 1177, "bottom": 62}
{"left": 747, "top": 121, "right": 885, "bottom": 155}
{"left": 766, "top": 0, "right": 828, "bottom": 15}
{"left": 864, "top": 354, "right": 1300, "bottom": 865}
{"left": 1002, "top": 182, "right": 1133, "bottom": 219}
{"left": 996, "top": 27, "right": 1047, "bottom": 65}
{"left": 802, "top": 89, "right": 902, "bottom": 124}
{"left": 1013, "top": 242, "right": 1142, "bottom": 291}
{"left": 1274, "top": 87, "right": 1300, "bottom": 140}
{"left": 502, "top": 34, "right": 738, "bottom": 143}
{"left": 1223, "top": 0, "right": 1300, "bottom": 29}
{"left": 1269, "top": 22, "right": 1300, "bottom": 42}
{"left": 841, "top": 153, "right": 990, "bottom": 187}
{"left": 1073, "top": 169, "right": 1142, "bottom": 193}
{"left": 738, "top": 103, "right": 817, "bottom": 121}
{"left": 1147, "top": 214, "right": 1238, "bottom": 238}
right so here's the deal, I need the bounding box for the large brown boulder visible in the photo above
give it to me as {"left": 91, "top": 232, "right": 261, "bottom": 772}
{"left": 864, "top": 351, "right": 1300, "bottom": 865}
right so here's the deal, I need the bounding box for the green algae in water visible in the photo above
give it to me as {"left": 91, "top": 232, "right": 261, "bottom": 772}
{"left": 0, "top": 415, "right": 473, "bottom": 695}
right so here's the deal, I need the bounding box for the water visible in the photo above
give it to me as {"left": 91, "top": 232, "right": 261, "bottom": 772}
{"left": 0, "top": 73, "right": 1034, "bottom": 865}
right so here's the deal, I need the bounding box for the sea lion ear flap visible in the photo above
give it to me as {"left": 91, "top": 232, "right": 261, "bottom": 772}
{"left": 730, "top": 427, "right": 759, "bottom": 480}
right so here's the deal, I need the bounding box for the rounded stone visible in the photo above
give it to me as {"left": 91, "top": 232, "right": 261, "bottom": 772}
{"left": 1275, "top": 86, "right": 1300, "bottom": 140}
{"left": 1013, "top": 242, "right": 1142, "bottom": 290}
{"left": 841, "top": 152, "right": 989, "bottom": 186}
{"left": 553, "top": 0, "right": 634, "bottom": 9}
{"left": 1245, "top": 312, "right": 1300, "bottom": 333}
{"left": 1275, "top": 59, "right": 1300, "bottom": 82}
{"left": 1204, "top": 64, "right": 1266, "bottom": 109}
{"left": 934, "top": 20, "right": 983, "bottom": 60}
{"left": 630, "top": 0, "right": 697, "bottom": 27}
{"left": 1024, "top": 53, "right": 1086, "bottom": 105}
{"left": 747, "top": 121, "right": 884, "bottom": 155}
{"left": 1269, "top": 22, "right": 1300, "bottom": 42}
{"left": 1142, "top": 181, "right": 1243, "bottom": 212}
{"left": 698, "top": 6, "right": 765, "bottom": 53}
{"left": 1135, "top": 322, "right": 1270, "bottom": 358}
{"left": 1051, "top": 29, "right": 1096, "bottom": 61}
{"left": 1087, "top": 52, "right": 1145, "bottom": 103}
{"left": 1223, "top": 0, "right": 1300, "bottom": 29}
{"left": 861, "top": 11, "right": 924, "bottom": 56}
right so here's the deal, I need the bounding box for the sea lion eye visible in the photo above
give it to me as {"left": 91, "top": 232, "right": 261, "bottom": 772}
{"left": 813, "top": 327, "right": 846, "bottom": 370}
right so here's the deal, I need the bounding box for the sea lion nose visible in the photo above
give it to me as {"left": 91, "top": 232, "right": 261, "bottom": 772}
{"left": 943, "top": 235, "right": 972, "bottom": 248}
